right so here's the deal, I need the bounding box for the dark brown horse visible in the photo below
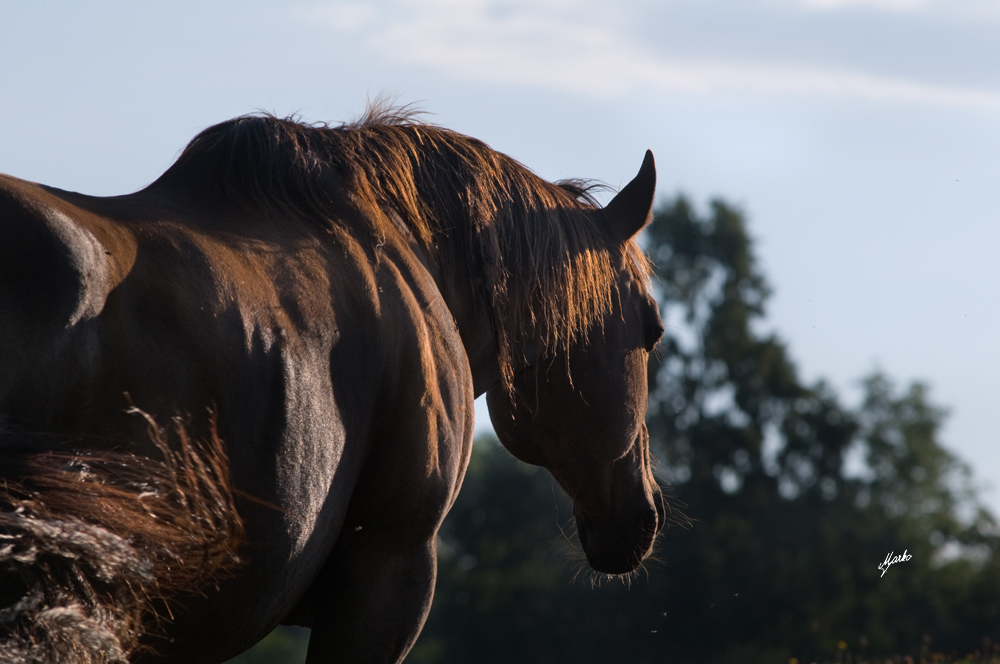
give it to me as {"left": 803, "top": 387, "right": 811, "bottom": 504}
{"left": 0, "top": 109, "right": 672, "bottom": 663}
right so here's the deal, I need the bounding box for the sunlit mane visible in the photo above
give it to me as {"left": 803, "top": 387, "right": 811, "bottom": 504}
{"left": 157, "top": 109, "right": 652, "bottom": 385}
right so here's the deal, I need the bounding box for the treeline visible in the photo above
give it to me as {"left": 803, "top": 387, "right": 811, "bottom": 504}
{"left": 408, "top": 198, "right": 1000, "bottom": 663}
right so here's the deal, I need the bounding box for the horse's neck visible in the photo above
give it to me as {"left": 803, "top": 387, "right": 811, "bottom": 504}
{"left": 429, "top": 272, "right": 502, "bottom": 397}
{"left": 369, "top": 191, "right": 502, "bottom": 397}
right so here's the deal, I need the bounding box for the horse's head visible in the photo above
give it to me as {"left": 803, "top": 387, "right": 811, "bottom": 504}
{"left": 486, "top": 152, "right": 667, "bottom": 575}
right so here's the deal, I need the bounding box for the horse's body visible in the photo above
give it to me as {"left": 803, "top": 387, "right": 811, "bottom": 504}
{"left": 0, "top": 111, "right": 668, "bottom": 663}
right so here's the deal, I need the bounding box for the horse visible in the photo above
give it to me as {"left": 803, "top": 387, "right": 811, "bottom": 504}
{"left": 0, "top": 108, "right": 674, "bottom": 663}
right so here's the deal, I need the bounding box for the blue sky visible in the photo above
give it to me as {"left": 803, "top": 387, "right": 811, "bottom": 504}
{"left": 2, "top": 0, "right": 999, "bottom": 512}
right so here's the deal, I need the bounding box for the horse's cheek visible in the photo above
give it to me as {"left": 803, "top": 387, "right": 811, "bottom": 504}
{"left": 484, "top": 387, "right": 547, "bottom": 467}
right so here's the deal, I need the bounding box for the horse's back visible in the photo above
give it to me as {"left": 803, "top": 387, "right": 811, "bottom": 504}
{"left": 0, "top": 171, "right": 475, "bottom": 661}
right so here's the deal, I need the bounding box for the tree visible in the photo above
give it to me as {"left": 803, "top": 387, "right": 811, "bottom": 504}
{"left": 644, "top": 197, "right": 999, "bottom": 660}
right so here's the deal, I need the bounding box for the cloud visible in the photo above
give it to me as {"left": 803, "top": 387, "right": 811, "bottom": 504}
{"left": 795, "top": 0, "right": 930, "bottom": 12}
{"left": 649, "top": 61, "right": 1000, "bottom": 108}
{"left": 786, "top": 0, "right": 1000, "bottom": 18}
{"left": 292, "top": 0, "right": 1000, "bottom": 109}
{"left": 290, "top": 2, "right": 377, "bottom": 30}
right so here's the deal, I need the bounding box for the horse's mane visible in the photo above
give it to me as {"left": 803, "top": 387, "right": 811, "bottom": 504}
{"left": 154, "top": 108, "right": 651, "bottom": 386}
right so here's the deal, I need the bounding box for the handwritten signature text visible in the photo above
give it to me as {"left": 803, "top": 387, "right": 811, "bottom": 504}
{"left": 878, "top": 550, "right": 912, "bottom": 577}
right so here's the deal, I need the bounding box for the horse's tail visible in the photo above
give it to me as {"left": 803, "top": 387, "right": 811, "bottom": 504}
{"left": 0, "top": 412, "right": 244, "bottom": 664}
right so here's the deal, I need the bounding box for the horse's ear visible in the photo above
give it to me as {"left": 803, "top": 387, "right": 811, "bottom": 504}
{"left": 603, "top": 150, "right": 656, "bottom": 243}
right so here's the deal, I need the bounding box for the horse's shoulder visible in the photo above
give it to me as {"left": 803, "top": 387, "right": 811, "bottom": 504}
{"left": 370, "top": 240, "right": 474, "bottom": 432}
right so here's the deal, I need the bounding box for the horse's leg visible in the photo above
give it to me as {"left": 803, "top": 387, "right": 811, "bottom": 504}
{"left": 298, "top": 272, "right": 472, "bottom": 663}
{"left": 304, "top": 534, "right": 437, "bottom": 664}
{"left": 300, "top": 380, "right": 468, "bottom": 663}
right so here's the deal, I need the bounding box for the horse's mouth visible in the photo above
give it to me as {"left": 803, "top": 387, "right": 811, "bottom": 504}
{"left": 574, "top": 504, "right": 660, "bottom": 575}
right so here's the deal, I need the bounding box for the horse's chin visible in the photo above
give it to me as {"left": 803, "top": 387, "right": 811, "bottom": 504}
{"left": 574, "top": 506, "right": 660, "bottom": 576}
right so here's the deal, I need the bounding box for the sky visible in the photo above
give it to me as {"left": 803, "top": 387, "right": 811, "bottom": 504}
{"left": 1, "top": 0, "right": 998, "bottom": 512}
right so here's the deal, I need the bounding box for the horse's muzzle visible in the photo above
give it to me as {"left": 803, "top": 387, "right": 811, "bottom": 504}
{"left": 574, "top": 500, "right": 660, "bottom": 575}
